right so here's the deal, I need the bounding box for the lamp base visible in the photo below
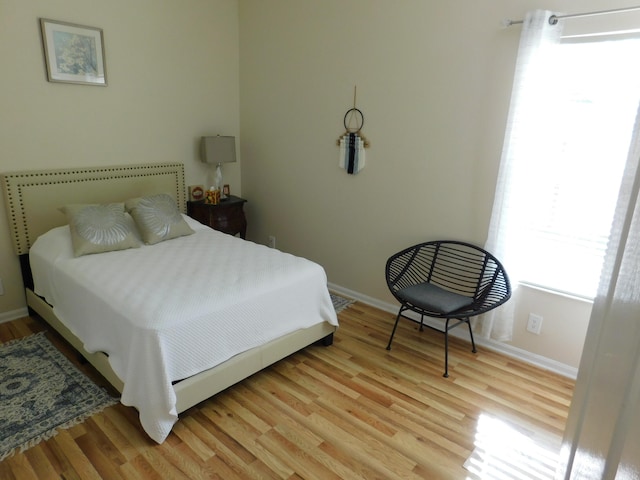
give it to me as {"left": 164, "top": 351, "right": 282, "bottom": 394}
{"left": 215, "top": 163, "right": 227, "bottom": 199}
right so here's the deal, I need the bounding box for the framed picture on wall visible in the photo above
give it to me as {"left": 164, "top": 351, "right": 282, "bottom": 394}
{"left": 40, "top": 18, "right": 107, "bottom": 86}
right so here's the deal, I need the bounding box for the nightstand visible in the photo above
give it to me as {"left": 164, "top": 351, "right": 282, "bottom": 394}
{"left": 187, "top": 195, "right": 247, "bottom": 239}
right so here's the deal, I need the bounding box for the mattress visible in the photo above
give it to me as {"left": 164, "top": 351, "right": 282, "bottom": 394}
{"left": 29, "top": 215, "right": 338, "bottom": 443}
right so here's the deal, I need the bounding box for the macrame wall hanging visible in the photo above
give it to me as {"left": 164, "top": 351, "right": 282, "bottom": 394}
{"left": 337, "top": 86, "right": 370, "bottom": 174}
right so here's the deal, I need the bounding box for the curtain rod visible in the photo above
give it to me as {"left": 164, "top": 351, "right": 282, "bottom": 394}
{"left": 505, "top": 5, "right": 640, "bottom": 27}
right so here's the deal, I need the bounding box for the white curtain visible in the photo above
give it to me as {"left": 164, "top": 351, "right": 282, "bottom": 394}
{"left": 558, "top": 99, "right": 640, "bottom": 479}
{"left": 476, "top": 10, "right": 564, "bottom": 341}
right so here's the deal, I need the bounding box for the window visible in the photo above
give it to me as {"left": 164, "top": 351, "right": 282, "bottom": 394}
{"left": 513, "top": 38, "right": 640, "bottom": 298}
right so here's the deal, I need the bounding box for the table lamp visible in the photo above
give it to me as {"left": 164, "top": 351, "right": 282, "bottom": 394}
{"left": 201, "top": 135, "right": 236, "bottom": 199}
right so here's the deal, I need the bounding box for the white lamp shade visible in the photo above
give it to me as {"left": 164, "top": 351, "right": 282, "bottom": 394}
{"left": 201, "top": 136, "right": 236, "bottom": 165}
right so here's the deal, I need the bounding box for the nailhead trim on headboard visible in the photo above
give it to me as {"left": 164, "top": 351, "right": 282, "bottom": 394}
{"left": 1, "top": 163, "right": 186, "bottom": 255}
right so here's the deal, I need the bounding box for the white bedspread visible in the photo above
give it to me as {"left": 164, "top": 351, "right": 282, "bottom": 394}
{"left": 29, "top": 216, "right": 338, "bottom": 443}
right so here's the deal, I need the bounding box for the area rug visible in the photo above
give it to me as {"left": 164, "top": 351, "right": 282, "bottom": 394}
{"left": 331, "top": 293, "right": 355, "bottom": 313}
{"left": 0, "top": 332, "right": 118, "bottom": 461}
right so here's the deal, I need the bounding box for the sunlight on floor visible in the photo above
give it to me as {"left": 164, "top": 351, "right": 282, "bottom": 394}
{"left": 464, "top": 414, "right": 561, "bottom": 480}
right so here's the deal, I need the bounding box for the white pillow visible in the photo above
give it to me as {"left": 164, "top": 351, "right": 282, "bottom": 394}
{"left": 125, "top": 193, "right": 194, "bottom": 245}
{"left": 61, "top": 203, "right": 141, "bottom": 257}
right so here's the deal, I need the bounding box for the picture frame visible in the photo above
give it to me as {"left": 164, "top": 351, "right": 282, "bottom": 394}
{"left": 40, "top": 18, "right": 107, "bottom": 86}
{"left": 188, "top": 185, "right": 205, "bottom": 202}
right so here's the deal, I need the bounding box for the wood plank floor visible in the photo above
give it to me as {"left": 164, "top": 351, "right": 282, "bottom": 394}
{"left": 0, "top": 302, "right": 575, "bottom": 479}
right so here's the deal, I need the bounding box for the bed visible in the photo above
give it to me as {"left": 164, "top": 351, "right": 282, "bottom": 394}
{"left": 1, "top": 163, "right": 338, "bottom": 443}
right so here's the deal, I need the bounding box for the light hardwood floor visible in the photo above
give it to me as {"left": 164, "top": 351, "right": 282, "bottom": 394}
{"left": 0, "top": 302, "right": 574, "bottom": 479}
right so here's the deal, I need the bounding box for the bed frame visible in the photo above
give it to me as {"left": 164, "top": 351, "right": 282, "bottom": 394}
{"left": 1, "top": 163, "right": 335, "bottom": 415}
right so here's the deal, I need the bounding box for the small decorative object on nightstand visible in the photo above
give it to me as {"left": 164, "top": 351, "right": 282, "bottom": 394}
{"left": 187, "top": 195, "right": 247, "bottom": 239}
{"left": 188, "top": 185, "right": 205, "bottom": 202}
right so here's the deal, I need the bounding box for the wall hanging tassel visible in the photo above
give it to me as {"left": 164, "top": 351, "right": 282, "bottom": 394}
{"left": 337, "top": 86, "right": 369, "bottom": 174}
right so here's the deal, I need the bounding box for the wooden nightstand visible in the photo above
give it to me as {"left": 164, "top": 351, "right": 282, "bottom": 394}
{"left": 187, "top": 195, "right": 247, "bottom": 239}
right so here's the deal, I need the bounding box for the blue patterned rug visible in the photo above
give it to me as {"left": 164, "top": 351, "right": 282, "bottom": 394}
{"left": 0, "top": 332, "right": 118, "bottom": 461}
{"left": 331, "top": 293, "right": 355, "bottom": 313}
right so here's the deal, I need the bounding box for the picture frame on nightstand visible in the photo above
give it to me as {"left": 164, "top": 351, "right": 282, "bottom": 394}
{"left": 188, "top": 185, "right": 205, "bottom": 202}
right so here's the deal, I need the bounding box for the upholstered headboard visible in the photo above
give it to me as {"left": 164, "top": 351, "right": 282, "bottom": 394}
{"left": 1, "top": 163, "right": 186, "bottom": 255}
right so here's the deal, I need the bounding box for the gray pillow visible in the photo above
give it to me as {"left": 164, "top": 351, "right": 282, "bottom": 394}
{"left": 61, "top": 203, "right": 141, "bottom": 257}
{"left": 125, "top": 193, "right": 194, "bottom": 245}
{"left": 398, "top": 282, "right": 474, "bottom": 314}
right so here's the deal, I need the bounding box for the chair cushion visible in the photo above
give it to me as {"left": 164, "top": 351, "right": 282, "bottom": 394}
{"left": 397, "top": 282, "right": 474, "bottom": 314}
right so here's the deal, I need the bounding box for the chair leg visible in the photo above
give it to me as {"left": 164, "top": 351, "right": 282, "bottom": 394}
{"left": 419, "top": 314, "right": 425, "bottom": 331}
{"left": 443, "top": 318, "right": 450, "bottom": 378}
{"left": 466, "top": 317, "right": 477, "bottom": 353}
{"left": 386, "top": 308, "right": 404, "bottom": 350}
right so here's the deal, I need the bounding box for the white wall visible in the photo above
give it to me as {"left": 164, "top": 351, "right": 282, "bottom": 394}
{"left": 238, "top": 0, "right": 640, "bottom": 370}
{"left": 0, "top": 0, "right": 240, "bottom": 317}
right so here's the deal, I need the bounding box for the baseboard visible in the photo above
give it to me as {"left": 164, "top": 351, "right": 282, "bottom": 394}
{"left": 0, "top": 307, "right": 30, "bottom": 325}
{"left": 328, "top": 282, "right": 578, "bottom": 380}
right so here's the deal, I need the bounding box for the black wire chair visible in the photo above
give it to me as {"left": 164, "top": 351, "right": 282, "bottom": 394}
{"left": 385, "top": 240, "right": 511, "bottom": 377}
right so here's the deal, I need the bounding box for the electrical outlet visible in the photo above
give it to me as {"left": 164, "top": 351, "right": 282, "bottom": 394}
{"left": 527, "top": 313, "right": 543, "bottom": 335}
{"left": 268, "top": 235, "right": 276, "bottom": 248}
